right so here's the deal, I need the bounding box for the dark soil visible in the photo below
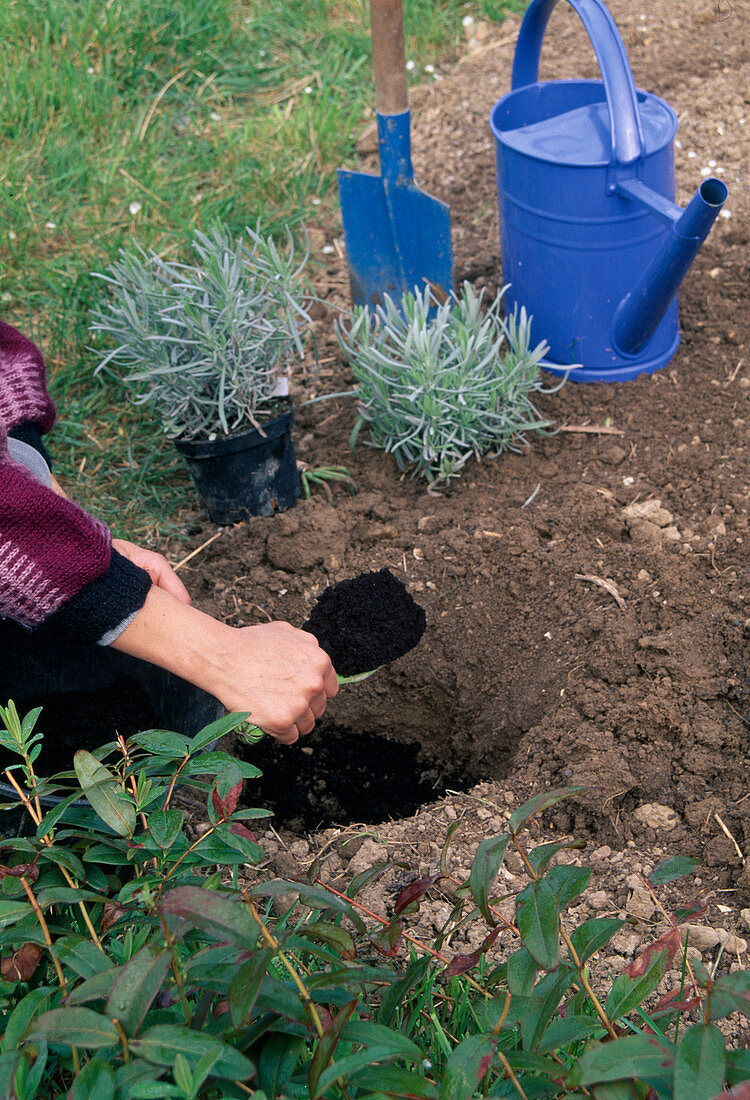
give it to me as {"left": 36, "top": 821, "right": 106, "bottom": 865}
{"left": 241, "top": 720, "right": 463, "bottom": 833}
{"left": 302, "top": 568, "right": 426, "bottom": 676}
{"left": 163, "top": 0, "right": 750, "bottom": 905}
{"left": 0, "top": 677, "right": 158, "bottom": 777}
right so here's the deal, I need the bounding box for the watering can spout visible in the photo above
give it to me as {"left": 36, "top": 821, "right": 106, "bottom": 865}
{"left": 613, "top": 177, "right": 728, "bottom": 358}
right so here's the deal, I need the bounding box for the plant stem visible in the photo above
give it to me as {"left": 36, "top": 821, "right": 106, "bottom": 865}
{"left": 6, "top": 769, "right": 104, "bottom": 950}
{"left": 19, "top": 876, "right": 67, "bottom": 994}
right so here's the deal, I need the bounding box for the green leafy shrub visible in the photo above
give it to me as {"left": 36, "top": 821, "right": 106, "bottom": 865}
{"left": 336, "top": 282, "right": 559, "bottom": 485}
{"left": 0, "top": 702, "right": 748, "bottom": 1099}
{"left": 89, "top": 226, "right": 311, "bottom": 441}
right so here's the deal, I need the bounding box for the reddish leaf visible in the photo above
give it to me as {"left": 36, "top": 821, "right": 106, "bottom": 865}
{"left": 309, "top": 999, "right": 358, "bottom": 1098}
{"left": 1, "top": 942, "right": 43, "bottom": 982}
{"left": 101, "top": 901, "right": 128, "bottom": 933}
{"left": 653, "top": 988, "right": 701, "bottom": 1015}
{"left": 212, "top": 778, "right": 244, "bottom": 820}
{"left": 674, "top": 892, "right": 716, "bottom": 924}
{"left": 229, "top": 822, "right": 258, "bottom": 844}
{"left": 0, "top": 863, "right": 39, "bottom": 882}
{"left": 444, "top": 928, "right": 501, "bottom": 977}
{"left": 627, "top": 927, "right": 680, "bottom": 979}
{"left": 370, "top": 919, "right": 403, "bottom": 957}
{"left": 394, "top": 874, "right": 441, "bottom": 916}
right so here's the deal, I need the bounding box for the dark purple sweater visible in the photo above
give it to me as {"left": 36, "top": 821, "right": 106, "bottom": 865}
{"left": 0, "top": 321, "right": 150, "bottom": 642}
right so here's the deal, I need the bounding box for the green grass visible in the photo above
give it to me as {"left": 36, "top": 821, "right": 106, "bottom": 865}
{"left": 1, "top": 0, "right": 523, "bottom": 539}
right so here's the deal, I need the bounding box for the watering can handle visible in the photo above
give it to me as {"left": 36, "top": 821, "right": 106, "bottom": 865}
{"left": 511, "top": 0, "right": 644, "bottom": 170}
{"left": 371, "top": 0, "right": 409, "bottom": 116}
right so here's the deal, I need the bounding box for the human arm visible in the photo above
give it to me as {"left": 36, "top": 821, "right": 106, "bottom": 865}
{"left": 110, "top": 584, "right": 338, "bottom": 743}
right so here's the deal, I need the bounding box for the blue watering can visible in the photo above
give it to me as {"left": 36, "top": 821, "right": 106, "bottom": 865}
{"left": 489, "top": 0, "right": 728, "bottom": 382}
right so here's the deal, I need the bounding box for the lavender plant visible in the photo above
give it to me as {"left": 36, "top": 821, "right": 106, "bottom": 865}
{"left": 89, "top": 226, "right": 311, "bottom": 440}
{"left": 336, "top": 282, "right": 560, "bottom": 485}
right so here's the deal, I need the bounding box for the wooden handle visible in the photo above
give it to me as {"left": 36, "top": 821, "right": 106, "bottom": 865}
{"left": 371, "top": 0, "right": 408, "bottom": 115}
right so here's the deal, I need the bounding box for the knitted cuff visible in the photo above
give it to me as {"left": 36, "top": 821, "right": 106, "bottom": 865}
{"left": 7, "top": 423, "right": 52, "bottom": 470}
{"left": 36, "top": 549, "right": 152, "bottom": 645}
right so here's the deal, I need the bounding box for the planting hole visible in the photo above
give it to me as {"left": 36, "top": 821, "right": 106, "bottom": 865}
{"left": 237, "top": 720, "right": 467, "bottom": 833}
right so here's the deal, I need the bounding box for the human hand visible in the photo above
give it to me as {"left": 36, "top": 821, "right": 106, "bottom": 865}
{"left": 110, "top": 589, "right": 337, "bottom": 744}
{"left": 112, "top": 538, "right": 192, "bottom": 606}
{"left": 211, "top": 621, "right": 338, "bottom": 745}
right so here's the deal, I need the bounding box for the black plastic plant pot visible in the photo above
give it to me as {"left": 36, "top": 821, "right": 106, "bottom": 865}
{"left": 174, "top": 405, "right": 301, "bottom": 525}
{"left": 0, "top": 620, "right": 224, "bottom": 834}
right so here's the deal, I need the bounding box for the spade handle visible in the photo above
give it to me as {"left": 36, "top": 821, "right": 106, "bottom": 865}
{"left": 371, "top": 0, "right": 409, "bottom": 116}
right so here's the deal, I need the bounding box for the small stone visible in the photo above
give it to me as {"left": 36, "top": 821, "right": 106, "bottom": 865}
{"left": 418, "top": 514, "right": 443, "bottom": 534}
{"left": 626, "top": 886, "right": 655, "bottom": 921}
{"left": 600, "top": 443, "right": 627, "bottom": 466}
{"left": 591, "top": 845, "right": 612, "bottom": 862}
{"left": 627, "top": 518, "right": 663, "bottom": 546}
{"left": 587, "top": 890, "right": 610, "bottom": 911}
{"left": 611, "top": 931, "right": 643, "bottom": 955}
{"left": 347, "top": 838, "right": 389, "bottom": 875}
{"left": 633, "top": 804, "right": 680, "bottom": 831}
{"left": 622, "top": 499, "right": 675, "bottom": 527}
{"left": 717, "top": 930, "right": 748, "bottom": 954}
{"left": 740, "top": 908, "right": 750, "bottom": 933}
{"left": 289, "top": 840, "right": 309, "bottom": 859}
{"left": 682, "top": 924, "right": 721, "bottom": 950}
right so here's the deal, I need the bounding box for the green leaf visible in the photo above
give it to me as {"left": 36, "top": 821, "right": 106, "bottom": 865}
{"left": 229, "top": 948, "right": 274, "bottom": 1028}
{"left": 673, "top": 1023, "right": 725, "bottom": 1100}
{"left": 56, "top": 936, "right": 112, "bottom": 979}
{"left": 35, "top": 886, "right": 105, "bottom": 907}
{"left": 308, "top": 999, "right": 358, "bottom": 1098}
{"left": 518, "top": 965, "right": 577, "bottom": 1052}
{"left": 105, "top": 945, "right": 172, "bottom": 1036}
{"left": 161, "top": 885, "right": 260, "bottom": 946}
{"left": 726, "top": 1046, "right": 750, "bottom": 1086}
{"left": 0, "top": 987, "right": 50, "bottom": 1054}
{"left": 173, "top": 1052, "right": 193, "bottom": 1096}
{"left": 569, "top": 917, "right": 625, "bottom": 964}
{"left": 189, "top": 713, "right": 248, "bottom": 754}
{"left": 130, "top": 1024, "right": 255, "bottom": 1081}
{"left": 69, "top": 1056, "right": 116, "bottom": 1100}
{"left": 546, "top": 864, "right": 591, "bottom": 909}
{"left": 568, "top": 1034, "right": 676, "bottom": 1090}
{"left": 38, "top": 844, "right": 87, "bottom": 879}
{"left": 257, "top": 1034, "right": 306, "bottom": 1095}
{"left": 74, "top": 751, "right": 136, "bottom": 837}
{"left": 439, "top": 1034, "right": 496, "bottom": 1099}
{"left": 710, "top": 970, "right": 750, "bottom": 1020}
{"left": 25, "top": 1007, "right": 120, "bottom": 1049}
{"left": 0, "top": 1052, "right": 20, "bottom": 1100}
{"left": 468, "top": 833, "right": 509, "bottom": 925}
{"left": 0, "top": 899, "right": 33, "bottom": 928}
{"left": 527, "top": 839, "right": 586, "bottom": 875}
{"left": 183, "top": 752, "right": 262, "bottom": 780}
{"left": 377, "top": 955, "right": 431, "bottom": 1027}
{"left": 347, "top": 1064, "right": 438, "bottom": 1097}
{"left": 605, "top": 947, "right": 670, "bottom": 1021}
{"left": 507, "top": 946, "right": 537, "bottom": 996}
{"left": 65, "top": 967, "right": 120, "bottom": 1006}
{"left": 130, "top": 730, "right": 189, "bottom": 757}
{"left": 148, "top": 809, "right": 184, "bottom": 850}
{"left": 508, "top": 786, "right": 586, "bottom": 834}
{"left": 649, "top": 856, "right": 700, "bottom": 886}
{"left": 537, "top": 1015, "right": 606, "bottom": 1055}
{"left": 296, "top": 921, "right": 357, "bottom": 960}
{"left": 516, "top": 880, "right": 559, "bottom": 969}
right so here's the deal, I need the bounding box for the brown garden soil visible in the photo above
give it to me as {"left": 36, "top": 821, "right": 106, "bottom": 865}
{"left": 160, "top": 0, "right": 750, "bottom": 1009}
